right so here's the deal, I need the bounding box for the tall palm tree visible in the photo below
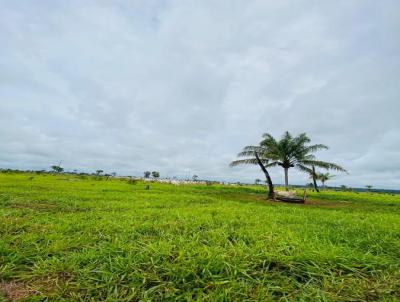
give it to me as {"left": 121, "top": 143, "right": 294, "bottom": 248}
{"left": 230, "top": 146, "right": 274, "bottom": 199}
{"left": 259, "top": 131, "right": 347, "bottom": 189}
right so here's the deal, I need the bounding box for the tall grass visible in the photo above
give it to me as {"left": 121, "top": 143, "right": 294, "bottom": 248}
{"left": 0, "top": 173, "right": 399, "bottom": 301}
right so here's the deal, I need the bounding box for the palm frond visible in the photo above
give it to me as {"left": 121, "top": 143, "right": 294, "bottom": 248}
{"left": 300, "top": 160, "right": 348, "bottom": 173}
{"left": 237, "top": 150, "right": 259, "bottom": 157}
{"left": 303, "top": 144, "right": 329, "bottom": 153}
{"left": 296, "top": 164, "right": 313, "bottom": 175}
{"left": 265, "top": 161, "right": 280, "bottom": 168}
{"left": 229, "top": 158, "right": 259, "bottom": 167}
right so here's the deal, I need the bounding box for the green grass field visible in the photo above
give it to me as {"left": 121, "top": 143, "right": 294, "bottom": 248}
{"left": 1, "top": 172, "right": 399, "bottom": 301}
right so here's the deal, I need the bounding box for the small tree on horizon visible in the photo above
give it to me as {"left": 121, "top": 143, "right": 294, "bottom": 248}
{"left": 51, "top": 165, "right": 64, "bottom": 173}
{"left": 151, "top": 171, "right": 160, "bottom": 179}
{"left": 319, "top": 172, "right": 334, "bottom": 188}
{"left": 96, "top": 170, "right": 103, "bottom": 175}
{"left": 192, "top": 175, "right": 199, "bottom": 181}
{"left": 306, "top": 182, "right": 314, "bottom": 189}
{"left": 144, "top": 171, "right": 151, "bottom": 178}
{"left": 366, "top": 185, "right": 373, "bottom": 192}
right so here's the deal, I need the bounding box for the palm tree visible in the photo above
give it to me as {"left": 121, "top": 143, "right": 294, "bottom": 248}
{"left": 259, "top": 131, "right": 347, "bottom": 189}
{"left": 365, "top": 185, "right": 373, "bottom": 192}
{"left": 230, "top": 145, "right": 274, "bottom": 199}
{"left": 308, "top": 165, "right": 320, "bottom": 193}
{"left": 318, "top": 172, "right": 334, "bottom": 188}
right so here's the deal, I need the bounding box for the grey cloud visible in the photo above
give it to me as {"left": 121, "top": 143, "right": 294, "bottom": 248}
{"left": 0, "top": 0, "right": 399, "bottom": 188}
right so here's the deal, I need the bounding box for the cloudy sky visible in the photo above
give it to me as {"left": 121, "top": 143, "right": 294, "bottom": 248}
{"left": 1, "top": 1, "right": 399, "bottom": 188}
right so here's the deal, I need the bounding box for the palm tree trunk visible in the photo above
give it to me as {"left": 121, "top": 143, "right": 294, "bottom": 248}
{"left": 312, "top": 165, "right": 320, "bottom": 193}
{"left": 255, "top": 152, "right": 274, "bottom": 199}
{"left": 284, "top": 167, "right": 289, "bottom": 190}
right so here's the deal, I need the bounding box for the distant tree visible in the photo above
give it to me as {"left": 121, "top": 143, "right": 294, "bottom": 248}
{"left": 151, "top": 171, "right": 160, "bottom": 179}
{"left": 306, "top": 182, "right": 314, "bottom": 189}
{"left": 366, "top": 185, "right": 373, "bottom": 192}
{"left": 72, "top": 169, "right": 78, "bottom": 174}
{"left": 144, "top": 171, "right": 151, "bottom": 178}
{"left": 192, "top": 175, "right": 199, "bottom": 181}
{"left": 111, "top": 172, "right": 117, "bottom": 177}
{"left": 51, "top": 165, "right": 64, "bottom": 173}
{"left": 340, "top": 185, "right": 347, "bottom": 191}
{"left": 255, "top": 178, "right": 261, "bottom": 185}
{"left": 318, "top": 172, "right": 334, "bottom": 189}
{"left": 96, "top": 170, "right": 103, "bottom": 175}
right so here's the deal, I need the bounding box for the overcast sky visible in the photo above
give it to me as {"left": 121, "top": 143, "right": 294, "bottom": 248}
{"left": 1, "top": 1, "right": 399, "bottom": 189}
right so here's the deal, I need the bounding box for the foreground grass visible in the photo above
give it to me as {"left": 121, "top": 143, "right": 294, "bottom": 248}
{"left": 0, "top": 173, "right": 399, "bottom": 301}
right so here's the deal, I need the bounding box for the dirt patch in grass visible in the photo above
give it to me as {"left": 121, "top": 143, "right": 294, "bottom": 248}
{"left": 0, "top": 280, "right": 38, "bottom": 301}
{"left": 305, "top": 199, "right": 354, "bottom": 208}
{"left": 6, "top": 201, "right": 91, "bottom": 213}
{"left": 0, "top": 273, "right": 72, "bottom": 301}
{"left": 9, "top": 202, "right": 58, "bottom": 211}
{"left": 230, "top": 192, "right": 355, "bottom": 209}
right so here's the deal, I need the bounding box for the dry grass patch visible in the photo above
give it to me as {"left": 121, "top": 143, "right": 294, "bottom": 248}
{"left": 0, "top": 280, "right": 38, "bottom": 301}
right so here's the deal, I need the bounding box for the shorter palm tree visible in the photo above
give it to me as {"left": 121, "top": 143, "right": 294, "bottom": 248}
{"left": 318, "top": 172, "right": 334, "bottom": 188}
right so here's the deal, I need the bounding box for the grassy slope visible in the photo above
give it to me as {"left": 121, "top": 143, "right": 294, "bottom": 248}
{"left": 0, "top": 173, "right": 399, "bottom": 301}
